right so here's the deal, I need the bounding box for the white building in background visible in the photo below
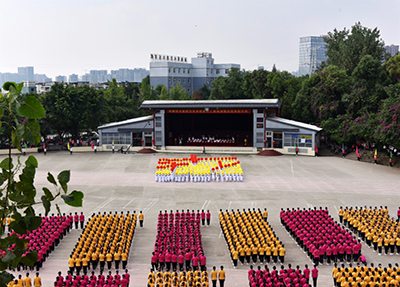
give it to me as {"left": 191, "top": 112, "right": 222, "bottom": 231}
{"left": 149, "top": 52, "right": 240, "bottom": 93}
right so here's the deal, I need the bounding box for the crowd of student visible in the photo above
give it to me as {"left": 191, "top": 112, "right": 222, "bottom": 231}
{"left": 151, "top": 210, "right": 206, "bottom": 272}
{"left": 147, "top": 268, "right": 213, "bottom": 287}
{"left": 247, "top": 264, "right": 319, "bottom": 287}
{"left": 68, "top": 212, "right": 136, "bottom": 274}
{"left": 186, "top": 135, "right": 235, "bottom": 144}
{"left": 53, "top": 270, "right": 130, "bottom": 287}
{"left": 280, "top": 207, "right": 362, "bottom": 265}
{"left": 339, "top": 206, "right": 400, "bottom": 255}
{"left": 155, "top": 156, "right": 244, "bottom": 183}
{"left": 332, "top": 262, "right": 400, "bottom": 287}
{"left": 7, "top": 272, "right": 41, "bottom": 287}
{"left": 219, "top": 208, "right": 286, "bottom": 267}
{"left": 3, "top": 214, "right": 73, "bottom": 271}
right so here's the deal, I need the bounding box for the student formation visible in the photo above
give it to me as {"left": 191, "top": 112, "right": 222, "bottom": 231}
{"left": 4, "top": 188, "right": 400, "bottom": 287}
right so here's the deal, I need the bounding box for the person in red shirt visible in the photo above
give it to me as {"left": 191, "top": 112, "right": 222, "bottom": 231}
{"left": 206, "top": 211, "right": 211, "bottom": 226}
{"left": 311, "top": 265, "right": 318, "bottom": 287}
{"left": 74, "top": 212, "right": 79, "bottom": 229}
{"left": 79, "top": 212, "right": 85, "bottom": 229}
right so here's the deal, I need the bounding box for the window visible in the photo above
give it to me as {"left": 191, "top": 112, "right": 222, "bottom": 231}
{"left": 216, "top": 69, "right": 220, "bottom": 74}
{"left": 188, "top": 88, "right": 191, "bottom": 92}
{"left": 225, "top": 69, "right": 229, "bottom": 74}
{"left": 284, "top": 133, "right": 312, "bottom": 148}
{"left": 155, "top": 117, "right": 162, "bottom": 128}
{"left": 178, "top": 68, "right": 180, "bottom": 73}
{"left": 188, "top": 78, "right": 191, "bottom": 83}
{"left": 188, "top": 69, "right": 190, "bottom": 73}
{"left": 173, "top": 68, "right": 176, "bottom": 73}
{"left": 256, "top": 118, "right": 263, "bottom": 122}
{"left": 169, "top": 68, "right": 171, "bottom": 73}
{"left": 183, "top": 69, "right": 185, "bottom": 74}
{"left": 257, "top": 109, "right": 264, "bottom": 114}
{"left": 183, "top": 78, "right": 186, "bottom": 83}
{"left": 168, "top": 78, "right": 171, "bottom": 83}
{"left": 173, "top": 78, "right": 176, "bottom": 83}
{"left": 101, "top": 133, "right": 130, "bottom": 145}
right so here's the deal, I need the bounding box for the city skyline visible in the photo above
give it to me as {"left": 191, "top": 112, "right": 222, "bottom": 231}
{"left": 0, "top": 0, "right": 399, "bottom": 79}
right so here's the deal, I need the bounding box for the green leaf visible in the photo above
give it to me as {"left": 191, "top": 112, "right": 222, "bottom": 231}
{"left": 41, "top": 196, "right": 51, "bottom": 216}
{"left": 0, "top": 271, "right": 14, "bottom": 287}
{"left": 57, "top": 170, "right": 70, "bottom": 183}
{"left": 47, "top": 172, "right": 57, "bottom": 186}
{"left": 0, "top": 158, "right": 13, "bottom": 170}
{"left": 61, "top": 190, "right": 84, "bottom": 207}
{"left": 24, "top": 207, "right": 41, "bottom": 231}
{"left": 2, "top": 82, "right": 17, "bottom": 91}
{"left": 8, "top": 220, "right": 26, "bottom": 235}
{"left": 1, "top": 252, "right": 16, "bottom": 263}
{"left": 20, "top": 251, "right": 37, "bottom": 266}
{"left": 55, "top": 203, "right": 62, "bottom": 216}
{"left": 25, "top": 155, "right": 38, "bottom": 168}
{"left": 18, "top": 96, "right": 45, "bottom": 119}
{"left": 23, "top": 119, "right": 41, "bottom": 146}
{"left": 11, "top": 130, "right": 22, "bottom": 152}
{"left": 60, "top": 181, "right": 67, "bottom": 193}
{"left": 42, "top": 187, "right": 54, "bottom": 201}
{"left": 16, "top": 82, "right": 24, "bottom": 94}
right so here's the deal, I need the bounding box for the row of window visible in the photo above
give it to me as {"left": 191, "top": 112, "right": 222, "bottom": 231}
{"left": 167, "top": 68, "right": 230, "bottom": 75}
{"left": 101, "top": 133, "right": 131, "bottom": 145}
{"left": 169, "top": 78, "right": 191, "bottom": 84}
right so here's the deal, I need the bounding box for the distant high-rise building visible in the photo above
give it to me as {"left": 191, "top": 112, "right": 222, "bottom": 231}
{"left": 18, "top": 66, "right": 34, "bottom": 81}
{"left": 298, "top": 36, "right": 328, "bottom": 76}
{"left": 68, "top": 74, "right": 78, "bottom": 82}
{"left": 133, "top": 68, "right": 149, "bottom": 82}
{"left": 385, "top": 45, "right": 399, "bottom": 57}
{"left": 89, "top": 70, "right": 108, "bottom": 83}
{"left": 55, "top": 75, "right": 67, "bottom": 82}
{"left": 34, "top": 74, "right": 52, "bottom": 83}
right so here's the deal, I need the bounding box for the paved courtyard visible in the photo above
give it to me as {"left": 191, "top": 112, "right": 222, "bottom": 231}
{"left": 3, "top": 149, "right": 400, "bottom": 286}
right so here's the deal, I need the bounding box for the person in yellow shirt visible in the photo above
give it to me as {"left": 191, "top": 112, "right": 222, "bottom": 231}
{"left": 279, "top": 245, "right": 286, "bottom": 263}
{"left": 218, "top": 266, "right": 225, "bottom": 287}
{"left": 33, "top": 273, "right": 41, "bottom": 287}
{"left": 210, "top": 266, "right": 217, "bottom": 287}
{"left": 262, "top": 208, "right": 268, "bottom": 222}
{"left": 139, "top": 211, "right": 144, "bottom": 228}
{"left": 24, "top": 273, "right": 32, "bottom": 287}
{"left": 232, "top": 249, "right": 238, "bottom": 268}
{"left": 106, "top": 252, "right": 113, "bottom": 270}
{"left": 122, "top": 252, "right": 128, "bottom": 269}
{"left": 17, "top": 275, "right": 23, "bottom": 287}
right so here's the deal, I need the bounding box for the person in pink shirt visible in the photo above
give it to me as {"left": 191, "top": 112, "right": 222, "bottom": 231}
{"left": 206, "top": 210, "right": 211, "bottom": 226}
{"left": 311, "top": 265, "right": 318, "bottom": 287}
{"left": 178, "top": 252, "right": 184, "bottom": 271}
{"left": 303, "top": 264, "right": 310, "bottom": 285}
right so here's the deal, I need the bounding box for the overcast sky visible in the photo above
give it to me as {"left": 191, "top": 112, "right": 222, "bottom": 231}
{"left": 0, "top": 0, "right": 399, "bottom": 78}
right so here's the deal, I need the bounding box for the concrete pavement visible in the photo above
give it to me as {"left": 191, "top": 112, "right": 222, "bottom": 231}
{"left": 2, "top": 151, "right": 400, "bottom": 287}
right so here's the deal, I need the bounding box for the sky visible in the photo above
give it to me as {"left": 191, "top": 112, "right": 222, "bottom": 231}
{"left": 0, "top": 0, "right": 399, "bottom": 79}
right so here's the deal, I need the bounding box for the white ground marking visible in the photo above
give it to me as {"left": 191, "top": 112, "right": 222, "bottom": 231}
{"left": 123, "top": 198, "right": 136, "bottom": 209}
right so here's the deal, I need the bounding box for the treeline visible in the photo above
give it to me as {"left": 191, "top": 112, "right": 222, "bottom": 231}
{"left": 7, "top": 23, "right": 399, "bottom": 149}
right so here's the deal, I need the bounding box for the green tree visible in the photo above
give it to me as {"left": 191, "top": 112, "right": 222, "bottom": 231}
{"left": 192, "top": 90, "right": 202, "bottom": 100}
{"left": 159, "top": 86, "right": 169, "bottom": 100}
{"left": 140, "top": 75, "right": 157, "bottom": 101}
{"left": 324, "top": 22, "right": 386, "bottom": 75}
{"left": 0, "top": 82, "right": 83, "bottom": 286}
{"left": 242, "top": 69, "right": 270, "bottom": 99}
{"left": 199, "top": 84, "right": 211, "bottom": 100}
{"left": 384, "top": 55, "right": 400, "bottom": 83}
{"left": 209, "top": 76, "right": 226, "bottom": 100}
{"left": 170, "top": 82, "right": 190, "bottom": 100}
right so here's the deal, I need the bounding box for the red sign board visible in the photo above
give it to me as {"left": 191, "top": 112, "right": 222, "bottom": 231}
{"left": 166, "top": 109, "right": 251, "bottom": 114}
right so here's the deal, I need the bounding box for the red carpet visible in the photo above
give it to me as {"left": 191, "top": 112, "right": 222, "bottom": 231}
{"left": 257, "top": 149, "right": 283, "bottom": 156}
{"left": 137, "top": 148, "right": 157, "bottom": 153}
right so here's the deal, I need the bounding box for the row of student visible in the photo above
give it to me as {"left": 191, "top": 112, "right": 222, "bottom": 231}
{"left": 7, "top": 272, "right": 41, "bottom": 287}
{"left": 147, "top": 266, "right": 226, "bottom": 287}
{"left": 219, "top": 208, "right": 285, "bottom": 267}
{"left": 248, "top": 264, "right": 319, "bottom": 287}
{"left": 5, "top": 214, "right": 73, "bottom": 272}
{"left": 280, "top": 207, "right": 361, "bottom": 265}
{"left": 332, "top": 262, "right": 400, "bottom": 287}
{"left": 54, "top": 270, "right": 130, "bottom": 287}
{"left": 152, "top": 211, "right": 206, "bottom": 272}
{"left": 340, "top": 206, "right": 400, "bottom": 255}
{"left": 68, "top": 212, "right": 137, "bottom": 274}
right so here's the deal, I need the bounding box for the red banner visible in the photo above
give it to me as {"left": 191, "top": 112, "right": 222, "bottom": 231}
{"left": 166, "top": 109, "right": 251, "bottom": 114}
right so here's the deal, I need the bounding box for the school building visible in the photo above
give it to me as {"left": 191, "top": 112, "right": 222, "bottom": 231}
{"left": 97, "top": 99, "right": 322, "bottom": 156}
